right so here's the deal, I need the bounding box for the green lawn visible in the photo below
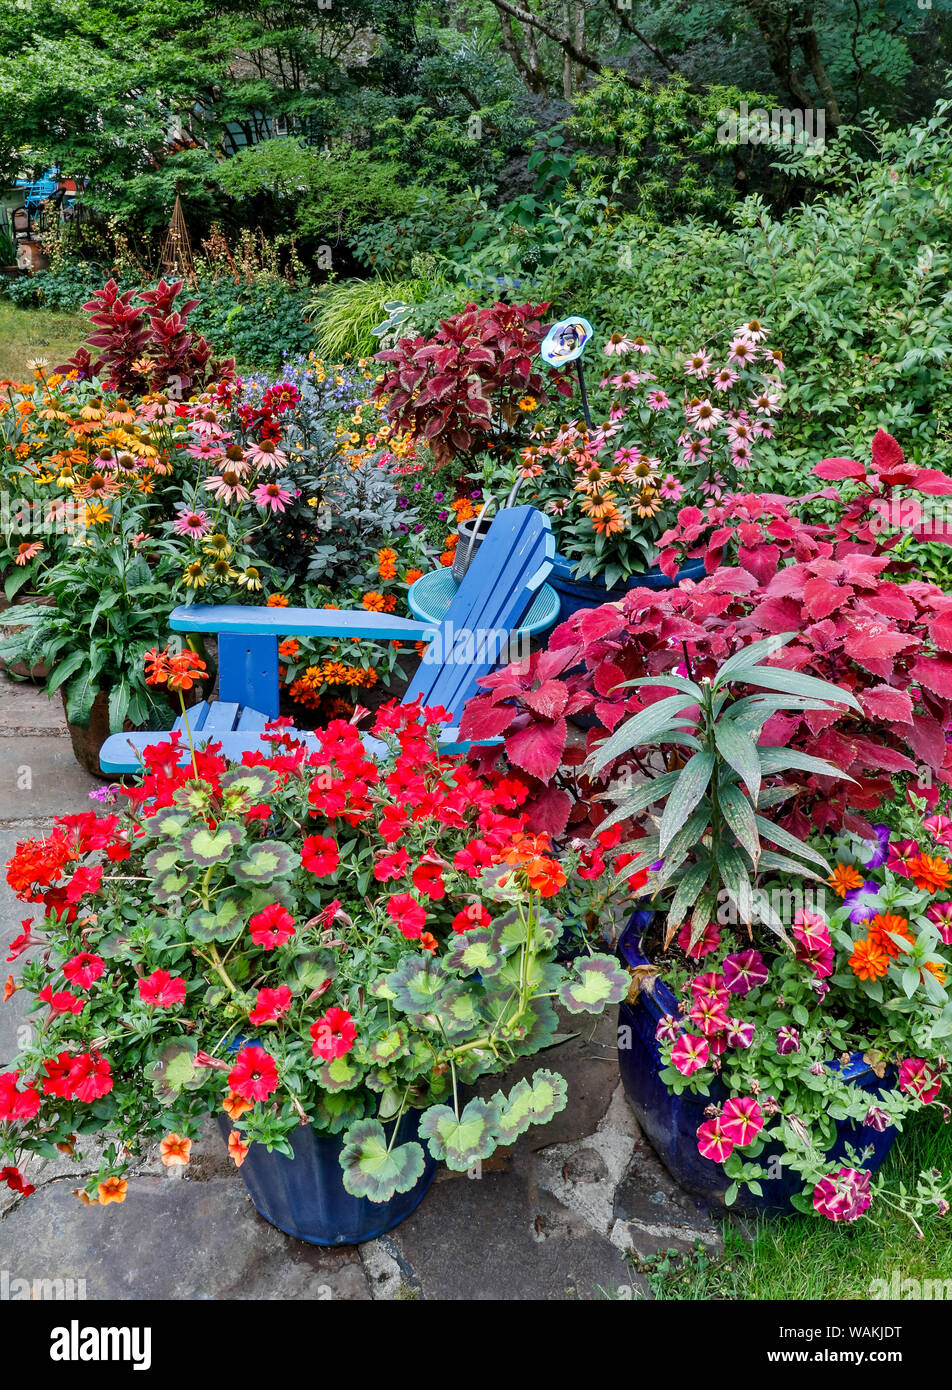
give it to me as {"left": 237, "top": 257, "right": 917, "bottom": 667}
{"left": 0, "top": 302, "right": 87, "bottom": 380}
{"left": 633, "top": 1110, "right": 952, "bottom": 1299}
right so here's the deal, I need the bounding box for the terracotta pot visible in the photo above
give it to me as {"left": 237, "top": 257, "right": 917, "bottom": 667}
{"left": 61, "top": 689, "right": 129, "bottom": 780}
{"left": 0, "top": 593, "right": 54, "bottom": 681}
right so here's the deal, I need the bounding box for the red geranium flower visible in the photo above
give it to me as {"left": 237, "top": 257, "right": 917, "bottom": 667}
{"left": 248, "top": 903, "right": 295, "bottom": 950}
{"left": 301, "top": 834, "right": 340, "bottom": 877}
{"left": 228, "top": 1045, "right": 279, "bottom": 1102}
{"left": 138, "top": 970, "right": 186, "bottom": 1008}
{"left": 452, "top": 903, "right": 491, "bottom": 933}
{"left": 62, "top": 952, "right": 105, "bottom": 990}
{"left": 310, "top": 1006, "right": 356, "bottom": 1060}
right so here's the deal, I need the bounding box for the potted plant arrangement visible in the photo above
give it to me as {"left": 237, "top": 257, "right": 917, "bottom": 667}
{"left": 588, "top": 637, "right": 952, "bottom": 1222}
{"left": 0, "top": 685, "right": 629, "bottom": 1245}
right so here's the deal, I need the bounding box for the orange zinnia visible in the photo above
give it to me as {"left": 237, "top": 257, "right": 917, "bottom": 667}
{"left": 266, "top": 593, "right": 290, "bottom": 607}
{"left": 828, "top": 863, "right": 864, "bottom": 898}
{"left": 159, "top": 1133, "right": 192, "bottom": 1167}
{"left": 867, "top": 912, "right": 914, "bottom": 959}
{"left": 922, "top": 960, "right": 947, "bottom": 986}
{"left": 907, "top": 854, "right": 952, "bottom": 895}
{"left": 849, "top": 935, "right": 890, "bottom": 981}
{"left": 97, "top": 1175, "right": 128, "bottom": 1205}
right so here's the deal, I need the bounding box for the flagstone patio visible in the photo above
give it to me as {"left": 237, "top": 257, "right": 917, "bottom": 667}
{"left": 0, "top": 673, "right": 725, "bottom": 1300}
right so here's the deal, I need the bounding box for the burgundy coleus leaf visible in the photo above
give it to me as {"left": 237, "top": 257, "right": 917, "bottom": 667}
{"left": 737, "top": 543, "right": 780, "bottom": 585}
{"left": 505, "top": 718, "right": 567, "bottom": 782}
{"left": 593, "top": 661, "right": 627, "bottom": 698}
{"left": 810, "top": 728, "right": 860, "bottom": 772}
{"left": 928, "top": 607, "right": 952, "bottom": 653}
{"left": 749, "top": 595, "right": 803, "bottom": 634}
{"left": 812, "top": 457, "right": 867, "bottom": 481}
{"left": 802, "top": 576, "right": 848, "bottom": 621}
{"left": 905, "top": 712, "right": 948, "bottom": 770}
{"left": 870, "top": 428, "right": 905, "bottom": 474}
{"left": 909, "top": 656, "right": 952, "bottom": 699}
{"left": 577, "top": 605, "right": 627, "bottom": 645}
{"left": 842, "top": 620, "right": 919, "bottom": 671}
{"left": 458, "top": 696, "right": 515, "bottom": 741}
{"left": 861, "top": 685, "right": 914, "bottom": 725}
{"left": 849, "top": 736, "right": 917, "bottom": 774}
{"left": 521, "top": 680, "right": 569, "bottom": 720}
{"left": 523, "top": 784, "right": 573, "bottom": 837}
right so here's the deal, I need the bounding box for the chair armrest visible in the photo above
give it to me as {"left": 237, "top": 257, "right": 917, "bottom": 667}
{"left": 169, "top": 604, "right": 438, "bottom": 642}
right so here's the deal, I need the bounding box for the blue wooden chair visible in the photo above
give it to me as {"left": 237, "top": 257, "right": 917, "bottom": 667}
{"left": 100, "top": 506, "right": 554, "bottom": 773}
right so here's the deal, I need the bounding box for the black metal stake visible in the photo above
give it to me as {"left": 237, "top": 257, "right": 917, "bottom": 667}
{"left": 575, "top": 356, "right": 593, "bottom": 430}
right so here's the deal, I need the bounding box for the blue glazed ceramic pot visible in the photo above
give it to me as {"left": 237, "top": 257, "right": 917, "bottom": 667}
{"left": 616, "top": 912, "right": 898, "bottom": 1213}
{"left": 219, "top": 1108, "right": 436, "bottom": 1246}
{"left": 550, "top": 551, "right": 707, "bottom": 623}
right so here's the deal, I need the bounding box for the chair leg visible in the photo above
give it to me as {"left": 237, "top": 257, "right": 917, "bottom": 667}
{"left": 217, "top": 634, "right": 280, "bottom": 717}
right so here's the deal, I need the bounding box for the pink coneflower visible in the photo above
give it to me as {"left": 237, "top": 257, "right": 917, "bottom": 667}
{"left": 190, "top": 410, "right": 226, "bottom": 439}
{"left": 173, "top": 508, "right": 211, "bottom": 538}
{"left": 749, "top": 390, "right": 782, "bottom": 416}
{"left": 735, "top": 319, "right": 768, "bottom": 344}
{"left": 658, "top": 474, "right": 684, "bottom": 501}
{"left": 753, "top": 419, "right": 774, "bottom": 439}
{"left": 613, "top": 447, "right": 641, "bottom": 466}
{"left": 247, "top": 439, "right": 288, "bottom": 470}
{"left": 699, "top": 471, "right": 728, "bottom": 499}
{"left": 187, "top": 441, "right": 229, "bottom": 460}
{"left": 687, "top": 399, "right": 724, "bottom": 433}
{"left": 727, "top": 338, "right": 758, "bottom": 368}
{"left": 646, "top": 389, "right": 670, "bottom": 411}
{"left": 681, "top": 435, "right": 712, "bottom": 463}
{"left": 609, "top": 371, "right": 643, "bottom": 389}
{"left": 253, "top": 481, "right": 292, "bottom": 514}
{"left": 683, "top": 349, "right": 712, "bottom": 378}
{"left": 603, "top": 333, "right": 636, "bottom": 356}
{"left": 712, "top": 366, "right": 738, "bottom": 392}
{"left": 14, "top": 541, "right": 43, "bottom": 566}
{"left": 731, "top": 443, "right": 752, "bottom": 470}
{"left": 726, "top": 420, "right": 754, "bottom": 444}
{"left": 764, "top": 347, "right": 785, "bottom": 372}
{"left": 205, "top": 472, "right": 250, "bottom": 504}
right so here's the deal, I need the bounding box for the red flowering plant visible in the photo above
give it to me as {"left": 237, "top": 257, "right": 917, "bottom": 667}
{"left": 461, "top": 430, "right": 952, "bottom": 840}
{"left": 0, "top": 702, "right": 629, "bottom": 1208}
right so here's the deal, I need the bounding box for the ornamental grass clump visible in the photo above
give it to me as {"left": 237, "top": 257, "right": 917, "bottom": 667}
{"left": 0, "top": 703, "right": 628, "bottom": 1206}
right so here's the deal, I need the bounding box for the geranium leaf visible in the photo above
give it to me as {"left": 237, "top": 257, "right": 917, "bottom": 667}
{"left": 419, "top": 1098, "right": 499, "bottom": 1170}
{"left": 340, "top": 1119, "right": 426, "bottom": 1201}
{"left": 490, "top": 1069, "right": 568, "bottom": 1144}
{"left": 232, "top": 840, "right": 296, "bottom": 883}
{"left": 557, "top": 953, "right": 630, "bottom": 1013}
{"left": 180, "top": 823, "right": 243, "bottom": 867}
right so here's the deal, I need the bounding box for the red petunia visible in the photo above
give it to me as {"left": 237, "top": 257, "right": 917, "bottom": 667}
{"left": 301, "top": 834, "right": 340, "bottom": 877}
{"left": 66, "top": 1052, "right": 113, "bottom": 1103}
{"left": 310, "top": 1006, "right": 356, "bottom": 1060}
{"left": 373, "top": 848, "right": 410, "bottom": 882}
{"left": 62, "top": 952, "right": 105, "bottom": 990}
{"left": 386, "top": 892, "right": 427, "bottom": 940}
{"left": 0, "top": 1070, "right": 42, "bottom": 1121}
{"left": 248, "top": 985, "right": 293, "bottom": 1026}
{"left": 138, "top": 970, "right": 186, "bottom": 1008}
{"left": 228, "top": 1045, "right": 279, "bottom": 1102}
{"left": 412, "top": 861, "right": 446, "bottom": 901}
{"left": 248, "top": 903, "right": 296, "bottom": 950}
{"left": 38, "top": 984, "right": 85, "bottom": 1016}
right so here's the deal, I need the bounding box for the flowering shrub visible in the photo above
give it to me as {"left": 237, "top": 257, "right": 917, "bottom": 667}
{"left": 648, "top": 814, "right": 952, "bottom": 1220}
{"left": 524, "top": 321, "right": 784, "bottom": 585}
{"left": 0, "top": 706, "right": 629, "bottom": 1205}
{"left": 462, "top": 431, "right": 952, "bottom": 838}
{"left": 373, "top": 301, "right": 572, "bottom": 468}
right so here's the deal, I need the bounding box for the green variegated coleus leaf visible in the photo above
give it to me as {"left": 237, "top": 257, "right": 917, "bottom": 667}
{"left": 180, "top": 822, "right": 244, "bottom": 867}
{"left": 232, "top": 840, "right": 297, "bottom": 883}
{"left": 340, "top": 1119, "right": 426, "bottom": 1202}
{"left": 444, "top": 926, "right": 504, "bottom": 976}
{"left": 385, "top": 955, "right": 450, "bottom": 1014}
{"left": 419, "top": 1098, "right": 499, "bottom": 1170}
{"left": 557, "top": 953, "right": 630, "bottom": 1014}
{"left": 491, "top": 1069, "right": 568, "bottom": 1144}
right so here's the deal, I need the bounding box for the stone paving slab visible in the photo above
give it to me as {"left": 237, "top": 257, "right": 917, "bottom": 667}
{"left": 0, "top": 670, "right": 726, "bottom": 1299}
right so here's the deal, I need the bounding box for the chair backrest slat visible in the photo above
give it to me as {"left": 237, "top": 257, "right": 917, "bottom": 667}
{"left": 403, "top": 506, "right": 552, "bottom": 718}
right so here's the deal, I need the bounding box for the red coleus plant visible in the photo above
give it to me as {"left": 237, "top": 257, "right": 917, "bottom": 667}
{"left": 373, "top": 301, "right": 572, "bottom": 466}
{"left": 59, "top": 278, "right": 234, "bottom": 398}
{"left": 461, "top": 431, "right": 952, "bottom": 839}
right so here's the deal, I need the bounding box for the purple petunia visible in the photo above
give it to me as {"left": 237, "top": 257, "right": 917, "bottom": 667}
{"left": 860, "top": 824, "right": 890, "bottom": 869}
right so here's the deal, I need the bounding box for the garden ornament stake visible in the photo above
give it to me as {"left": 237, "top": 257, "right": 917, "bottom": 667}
{"left": 540, "top": 316, "right": 594, "bottom": 429}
